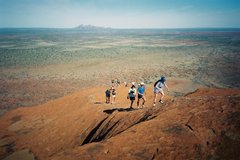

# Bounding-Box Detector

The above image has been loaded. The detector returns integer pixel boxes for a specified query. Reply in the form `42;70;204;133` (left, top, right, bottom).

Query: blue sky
0;0;240;28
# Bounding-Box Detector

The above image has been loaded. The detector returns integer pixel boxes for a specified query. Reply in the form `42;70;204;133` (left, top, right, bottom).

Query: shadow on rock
94;102;105;104
103;108;136;114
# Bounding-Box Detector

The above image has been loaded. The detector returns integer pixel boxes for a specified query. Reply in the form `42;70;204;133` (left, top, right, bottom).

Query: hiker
111;79;115;87
137;82;146;108
105;88;111;104
128;85;137;109
153;76;169;106
114;79;118;86
111;85;114;90
111;88;116;104
117;79;120;86
131;81;135;86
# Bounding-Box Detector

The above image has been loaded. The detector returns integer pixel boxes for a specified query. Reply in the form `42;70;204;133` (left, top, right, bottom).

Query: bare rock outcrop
0;87;240;160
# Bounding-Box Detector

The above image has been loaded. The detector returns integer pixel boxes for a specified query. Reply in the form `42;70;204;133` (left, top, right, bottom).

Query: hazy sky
0;0;240;28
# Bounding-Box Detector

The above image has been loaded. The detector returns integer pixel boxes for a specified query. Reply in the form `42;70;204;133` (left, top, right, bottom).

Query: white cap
140;82;145;85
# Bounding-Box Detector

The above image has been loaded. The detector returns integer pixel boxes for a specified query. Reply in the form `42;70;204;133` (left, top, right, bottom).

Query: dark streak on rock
81;116;109;145
81;109;158;146
93;119;121;142
185;124;194;131
10;115;22;124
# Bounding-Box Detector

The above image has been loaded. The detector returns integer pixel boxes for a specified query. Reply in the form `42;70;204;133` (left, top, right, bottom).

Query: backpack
154;76;166;87
154;79;161;87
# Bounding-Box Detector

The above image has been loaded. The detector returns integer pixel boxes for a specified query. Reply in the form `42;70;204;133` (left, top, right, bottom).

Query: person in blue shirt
137;82;146;108
105;88;111;104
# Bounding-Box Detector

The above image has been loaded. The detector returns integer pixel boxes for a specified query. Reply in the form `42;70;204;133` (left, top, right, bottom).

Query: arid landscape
0;28;240;160
1;29;240;114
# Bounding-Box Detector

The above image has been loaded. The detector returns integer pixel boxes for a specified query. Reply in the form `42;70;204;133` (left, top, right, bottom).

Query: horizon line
1;26;240;30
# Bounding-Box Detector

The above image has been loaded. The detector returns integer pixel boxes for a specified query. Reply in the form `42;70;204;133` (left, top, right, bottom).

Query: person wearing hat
137;82;146;108
153;76;169;106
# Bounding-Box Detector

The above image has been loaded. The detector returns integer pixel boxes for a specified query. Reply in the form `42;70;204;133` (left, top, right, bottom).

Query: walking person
111;88;116;104
105;88;111;104
137;82;146;109
117;79;120;87
128;84;137;109
111;79;115;88
153;76;169;106
124;81;128;87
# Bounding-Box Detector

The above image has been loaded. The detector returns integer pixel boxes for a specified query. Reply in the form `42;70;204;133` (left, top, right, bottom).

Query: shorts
153;87;163;94
130;97;135;101
112;95;116;98
138;94;143;99
106;94;110;97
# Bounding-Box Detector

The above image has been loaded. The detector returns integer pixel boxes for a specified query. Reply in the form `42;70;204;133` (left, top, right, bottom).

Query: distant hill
75;24;111;30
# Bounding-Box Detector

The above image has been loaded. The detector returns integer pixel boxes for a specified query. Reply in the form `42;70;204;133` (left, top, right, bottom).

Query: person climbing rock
153;76;169;106
105;88;111;104
128;84;137;109
137;82;146;109
111;88;116;104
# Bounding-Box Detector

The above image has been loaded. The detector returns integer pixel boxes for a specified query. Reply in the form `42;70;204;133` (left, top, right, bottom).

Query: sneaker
160;100;164;104
153;103;156;107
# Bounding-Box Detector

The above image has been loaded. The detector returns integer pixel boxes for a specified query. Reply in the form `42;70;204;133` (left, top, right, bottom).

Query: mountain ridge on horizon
1;25;240;30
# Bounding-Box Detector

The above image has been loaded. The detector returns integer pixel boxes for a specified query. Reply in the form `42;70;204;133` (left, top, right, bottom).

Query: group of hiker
105;87;116;104
105;76;169;108
127;82;146;108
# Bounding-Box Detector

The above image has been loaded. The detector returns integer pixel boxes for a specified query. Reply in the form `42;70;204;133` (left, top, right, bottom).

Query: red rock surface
0;84;240;160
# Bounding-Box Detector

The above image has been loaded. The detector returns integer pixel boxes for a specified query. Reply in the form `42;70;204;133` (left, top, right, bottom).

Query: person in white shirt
153;76;169;106
128;85;137;109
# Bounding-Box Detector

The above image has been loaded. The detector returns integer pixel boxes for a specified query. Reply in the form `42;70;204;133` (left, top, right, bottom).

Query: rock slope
0;85;239;160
